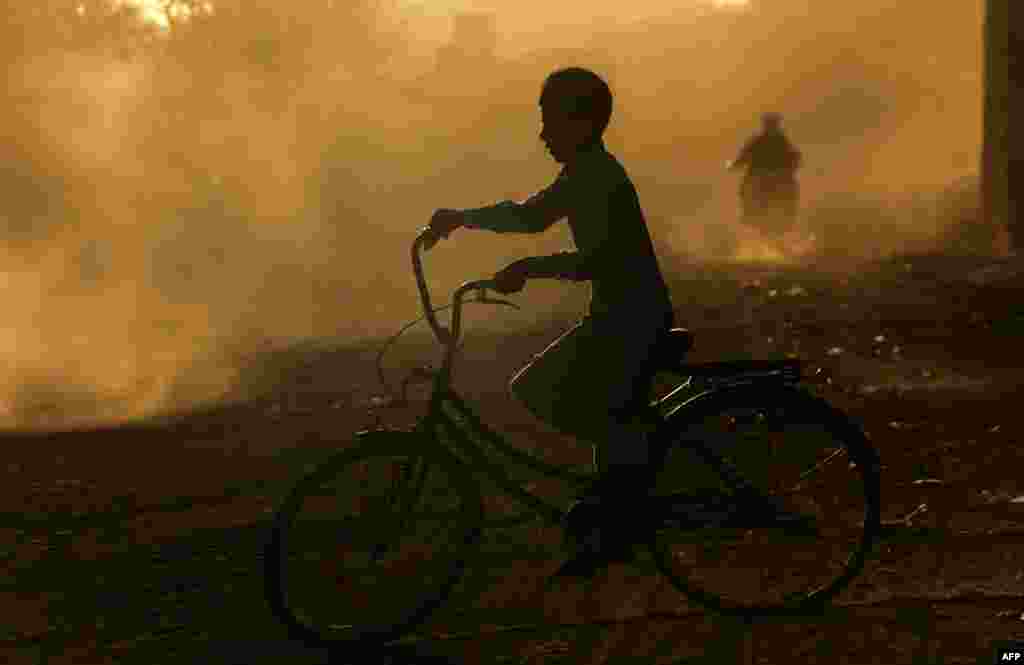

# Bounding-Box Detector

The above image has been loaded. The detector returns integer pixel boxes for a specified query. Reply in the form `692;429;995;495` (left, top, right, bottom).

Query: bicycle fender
660;383;819;433
660;384;878;473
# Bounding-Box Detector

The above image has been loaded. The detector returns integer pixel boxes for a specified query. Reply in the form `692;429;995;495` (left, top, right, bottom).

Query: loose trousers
508;312;672;477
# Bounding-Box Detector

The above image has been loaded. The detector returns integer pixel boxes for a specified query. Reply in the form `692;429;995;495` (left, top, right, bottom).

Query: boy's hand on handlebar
493;259;530;295
430;208;464;235
423;209;464;250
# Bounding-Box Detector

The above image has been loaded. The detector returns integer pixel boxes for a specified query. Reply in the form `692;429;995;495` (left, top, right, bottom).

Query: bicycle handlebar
412;230;515;373
412;231;448;343
367;231;518;406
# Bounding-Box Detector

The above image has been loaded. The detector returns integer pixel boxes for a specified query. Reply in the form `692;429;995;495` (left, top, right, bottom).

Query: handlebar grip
419;227;440;252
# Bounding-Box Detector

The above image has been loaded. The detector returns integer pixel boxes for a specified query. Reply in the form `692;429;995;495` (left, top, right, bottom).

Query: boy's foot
550;551;608;580
550;529;638;580
553;495;646;580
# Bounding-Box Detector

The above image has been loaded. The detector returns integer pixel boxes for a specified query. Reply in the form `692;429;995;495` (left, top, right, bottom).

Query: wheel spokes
651;402;873;611
277;452;469;637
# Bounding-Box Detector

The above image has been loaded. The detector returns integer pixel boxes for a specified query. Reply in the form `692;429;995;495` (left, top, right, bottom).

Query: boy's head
538;67;613;164
762;112;783;130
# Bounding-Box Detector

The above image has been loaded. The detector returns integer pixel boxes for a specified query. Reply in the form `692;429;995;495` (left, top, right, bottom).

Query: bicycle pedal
658;497;816;531
659;495;739;526
728;504;817;531
657;513;734;531
773;514;819;535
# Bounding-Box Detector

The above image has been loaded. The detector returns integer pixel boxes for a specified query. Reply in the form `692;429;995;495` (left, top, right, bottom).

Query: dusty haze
1;0;987;428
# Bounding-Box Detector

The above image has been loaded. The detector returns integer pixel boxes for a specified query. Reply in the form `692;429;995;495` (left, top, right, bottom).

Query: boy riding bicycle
423;67;675;578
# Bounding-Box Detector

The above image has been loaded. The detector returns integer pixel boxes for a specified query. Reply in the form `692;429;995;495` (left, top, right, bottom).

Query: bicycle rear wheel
263;429;482;648
648;384;881;616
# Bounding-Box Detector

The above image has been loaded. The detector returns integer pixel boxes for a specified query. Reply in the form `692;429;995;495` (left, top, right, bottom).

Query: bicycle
263;229;882;650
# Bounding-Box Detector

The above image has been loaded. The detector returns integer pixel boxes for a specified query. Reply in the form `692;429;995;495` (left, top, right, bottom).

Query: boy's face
539;102;596;164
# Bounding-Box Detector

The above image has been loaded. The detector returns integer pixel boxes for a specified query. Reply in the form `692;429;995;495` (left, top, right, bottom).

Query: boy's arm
518;183;614;281
519;251;590;281
461;170;572;234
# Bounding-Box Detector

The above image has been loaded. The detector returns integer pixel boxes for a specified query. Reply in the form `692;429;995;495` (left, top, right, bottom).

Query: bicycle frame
405;231;793;530
262;235;875;645
418;384;587;527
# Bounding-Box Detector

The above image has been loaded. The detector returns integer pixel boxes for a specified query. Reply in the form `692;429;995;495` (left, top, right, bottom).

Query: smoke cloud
0;0;986;428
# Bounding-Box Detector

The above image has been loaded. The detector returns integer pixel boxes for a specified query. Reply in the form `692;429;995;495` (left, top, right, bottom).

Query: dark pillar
982;0;1018;253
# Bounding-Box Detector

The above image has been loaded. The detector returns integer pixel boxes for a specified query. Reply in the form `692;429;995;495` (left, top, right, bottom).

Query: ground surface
5;252;1024;665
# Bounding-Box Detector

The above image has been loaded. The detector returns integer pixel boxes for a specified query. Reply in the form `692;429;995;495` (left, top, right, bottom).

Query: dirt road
5;253;1024;664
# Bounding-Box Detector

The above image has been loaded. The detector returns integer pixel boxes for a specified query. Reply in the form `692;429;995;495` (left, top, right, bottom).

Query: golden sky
393;0;750;33
125;0;749;47
395;0;748;17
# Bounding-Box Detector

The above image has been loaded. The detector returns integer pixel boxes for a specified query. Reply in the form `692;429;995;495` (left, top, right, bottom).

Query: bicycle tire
646;383;881;617
263;429;483;648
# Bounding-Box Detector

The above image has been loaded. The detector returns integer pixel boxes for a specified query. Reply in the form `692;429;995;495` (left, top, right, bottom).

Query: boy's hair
539;67;613;140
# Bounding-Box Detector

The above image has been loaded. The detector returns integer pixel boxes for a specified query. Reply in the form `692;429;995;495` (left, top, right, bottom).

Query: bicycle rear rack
653;358;802;411
681;358;802;385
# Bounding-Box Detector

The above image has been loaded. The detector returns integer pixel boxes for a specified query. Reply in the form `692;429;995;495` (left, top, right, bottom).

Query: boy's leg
568;319;666;545
587;410;659;527
507;313;666;510
507;320;591;438
560;419;658;571
593;314;665;477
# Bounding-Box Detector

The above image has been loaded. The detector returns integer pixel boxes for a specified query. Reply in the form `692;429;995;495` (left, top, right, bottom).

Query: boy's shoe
553;493;647;579
551;525;639;579
550;549;619;579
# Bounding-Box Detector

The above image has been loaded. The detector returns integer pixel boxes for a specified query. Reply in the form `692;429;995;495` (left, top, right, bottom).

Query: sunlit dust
0;0;985;429
734;244;788;265
120;0;214;30
109;0;163;28
731;239;812;266
730;224;819;266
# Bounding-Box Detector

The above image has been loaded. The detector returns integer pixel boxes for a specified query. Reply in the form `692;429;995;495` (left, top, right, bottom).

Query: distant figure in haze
727;112;803;238
422;67;678;579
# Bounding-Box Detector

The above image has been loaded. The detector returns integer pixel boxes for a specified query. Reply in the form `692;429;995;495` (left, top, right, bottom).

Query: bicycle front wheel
263;429;483;648
648;384;881;616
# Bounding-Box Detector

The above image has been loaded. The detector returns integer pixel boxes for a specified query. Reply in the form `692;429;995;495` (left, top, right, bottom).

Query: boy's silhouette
424;67;675;577
728;112;803;238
